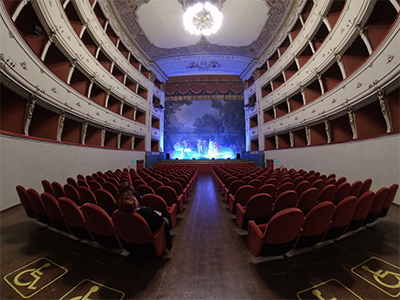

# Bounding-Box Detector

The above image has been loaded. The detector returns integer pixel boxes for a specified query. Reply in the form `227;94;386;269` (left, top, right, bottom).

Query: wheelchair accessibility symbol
59;279;124;300
297;279;362;300
352;256;400;297
4;258;67;298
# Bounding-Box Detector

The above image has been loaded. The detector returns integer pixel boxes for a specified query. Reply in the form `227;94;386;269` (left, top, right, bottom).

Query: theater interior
1;1;399;299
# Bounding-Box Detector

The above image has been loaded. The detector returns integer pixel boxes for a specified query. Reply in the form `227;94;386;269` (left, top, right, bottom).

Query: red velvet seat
311;179;324;192
277;182;295;196
77;179;90;189
317;184;336;203
66;177;78;189
295;181;311;197
81;203;122;249
103;182;118;198
156;186;184;213
348;180;363;197
247;208;303;257
149;180;164;193
88;180;103;193
58;197;93;240
51;182;65;200
228;185;256;213
175;177;189;198
95;189;116;216
323;196;358;241
78;186;97;204
364;188;389;224
221;176;236;196
335;176;347;187
96;177;107;186
359;178;372;196
108;177;120;187
296;187;319;216
224;180;244;203
333;182;351;205
16;185;36;219
236;193;272;229
41;192;69;232
27;188;51;225
379;184;399;217
272;190;298;215
136;185;156;196
324;178;336;187
159;177;170;186
63;184;81;206
133;179;147;190
293;202;335;249
167;181;187;203
347;191;375;232
248;179;263;194
142;194;178;228
41;180;54;196
258;184;277;201
112;209;166;256
242;176;253;184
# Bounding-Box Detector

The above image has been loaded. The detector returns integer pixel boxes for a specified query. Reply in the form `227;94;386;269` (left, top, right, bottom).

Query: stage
154;159;255;173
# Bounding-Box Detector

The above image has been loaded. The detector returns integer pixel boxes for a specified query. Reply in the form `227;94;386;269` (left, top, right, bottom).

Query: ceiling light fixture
183;2;222;36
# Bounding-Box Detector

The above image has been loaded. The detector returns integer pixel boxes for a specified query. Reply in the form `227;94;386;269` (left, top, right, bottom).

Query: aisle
139;173;271;299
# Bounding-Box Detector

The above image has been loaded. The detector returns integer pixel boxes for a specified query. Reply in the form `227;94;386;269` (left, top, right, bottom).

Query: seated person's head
118;181;134;194
118;190;140;212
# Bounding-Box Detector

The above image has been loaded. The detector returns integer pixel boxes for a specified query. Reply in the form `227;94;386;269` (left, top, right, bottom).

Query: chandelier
183;2;222;36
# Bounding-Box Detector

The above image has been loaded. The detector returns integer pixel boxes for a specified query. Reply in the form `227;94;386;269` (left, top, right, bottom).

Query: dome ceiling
106;0;297;79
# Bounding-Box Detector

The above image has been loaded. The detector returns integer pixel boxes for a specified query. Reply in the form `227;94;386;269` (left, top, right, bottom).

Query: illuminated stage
155;159;255;173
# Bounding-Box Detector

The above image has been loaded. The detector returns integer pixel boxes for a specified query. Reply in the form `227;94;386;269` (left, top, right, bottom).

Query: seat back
324;178;336;187
369;187;389;214
234;185;257;206
156;186;178;206
136;185;156;196
380;184;399;212
228;180;245;196
333;182;351;204
349;180;363;197
273;190;298;214
141;194;169;216
301;202;335;236
264;208;303;244
330;196;358;228
317;184;336;203
242;176;253;184
63;184;81;205
245;193;273;219
311;179;324;191
159;177;170;185
248;179;263;193
66;177;78;189
112;209;153;244
78;186;97;204
103;182;118;198
95;189;116;216
278;182;294;195
51;182;65;199
133;179;147;189
297;188;319;214
41;180;54;195
108;177;119;187
26;188;46;215
96;177;107;185
149;180;164;192
352;191;375;221
58;197;86;228
81;204;114;237
167;181;184;195
295;181;311;196
16;185;36;218
88;180;103;193
77;179;90;189
360;178;372;195
258;184;277;200
41;192;63;222
335;177;347;187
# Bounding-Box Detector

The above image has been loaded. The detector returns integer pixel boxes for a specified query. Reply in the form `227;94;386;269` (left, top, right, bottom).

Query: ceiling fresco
105;0;299;79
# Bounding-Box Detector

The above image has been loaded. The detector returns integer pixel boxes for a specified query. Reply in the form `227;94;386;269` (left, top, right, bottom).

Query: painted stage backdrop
164;100;245;160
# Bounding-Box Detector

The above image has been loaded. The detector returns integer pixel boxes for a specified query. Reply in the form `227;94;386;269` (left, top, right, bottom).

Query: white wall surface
0;134;145;211
265;133;400;205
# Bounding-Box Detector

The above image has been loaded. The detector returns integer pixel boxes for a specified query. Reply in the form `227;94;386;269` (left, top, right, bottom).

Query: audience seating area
16;166;198;256
212;165;398;258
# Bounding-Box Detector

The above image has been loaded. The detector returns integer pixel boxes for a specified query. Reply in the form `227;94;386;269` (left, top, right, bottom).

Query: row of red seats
16;166;198;256
212;166;398;257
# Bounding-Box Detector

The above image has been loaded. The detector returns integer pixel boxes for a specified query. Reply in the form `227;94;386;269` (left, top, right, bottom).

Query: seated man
117;184;172;250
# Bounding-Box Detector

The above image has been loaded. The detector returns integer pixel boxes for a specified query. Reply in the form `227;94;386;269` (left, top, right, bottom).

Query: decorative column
378;88;393;133
347;106;357;139
101;128;106;147
81;121;88;145
289;131;294;148
335;53;346;80
117;132;121;149
305;125;311;146
357;25;373;55
324;118;331;144
56;111;66;142
131;136;135;150
274;135;279;149
24;94;37;136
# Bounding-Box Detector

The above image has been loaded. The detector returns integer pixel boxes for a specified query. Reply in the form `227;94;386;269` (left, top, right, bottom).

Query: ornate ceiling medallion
183;2;222;36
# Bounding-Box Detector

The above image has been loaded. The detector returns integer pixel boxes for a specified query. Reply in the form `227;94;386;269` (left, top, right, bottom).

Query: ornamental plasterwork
110;0;293;60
